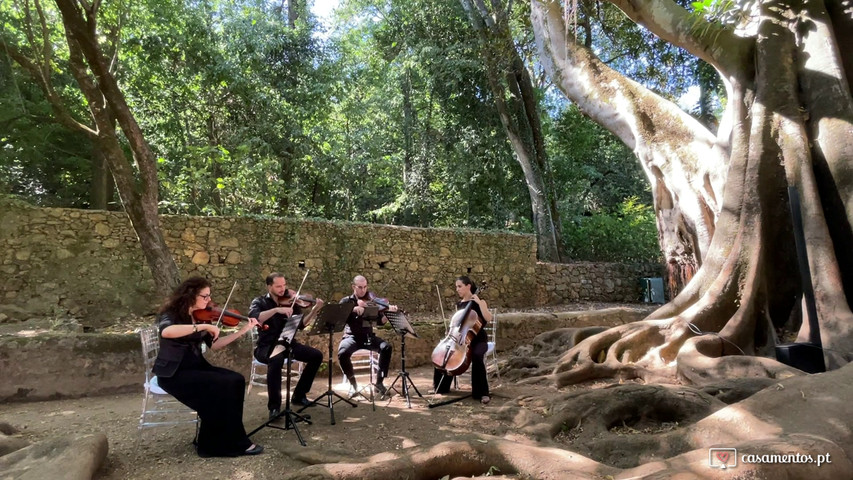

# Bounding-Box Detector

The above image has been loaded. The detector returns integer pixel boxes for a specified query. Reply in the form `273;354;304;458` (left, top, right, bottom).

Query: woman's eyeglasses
198;294;211;300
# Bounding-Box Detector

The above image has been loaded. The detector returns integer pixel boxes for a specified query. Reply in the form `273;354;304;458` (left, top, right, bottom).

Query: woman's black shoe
242;444;264;455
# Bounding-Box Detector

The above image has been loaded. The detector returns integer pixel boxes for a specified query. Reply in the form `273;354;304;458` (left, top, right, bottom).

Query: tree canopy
1;0;659;264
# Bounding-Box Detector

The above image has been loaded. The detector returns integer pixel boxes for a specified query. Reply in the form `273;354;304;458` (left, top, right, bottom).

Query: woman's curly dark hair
158;277;211;323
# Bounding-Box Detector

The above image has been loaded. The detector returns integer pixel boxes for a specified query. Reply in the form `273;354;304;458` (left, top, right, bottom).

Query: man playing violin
338;275;398;397
249;272;324;420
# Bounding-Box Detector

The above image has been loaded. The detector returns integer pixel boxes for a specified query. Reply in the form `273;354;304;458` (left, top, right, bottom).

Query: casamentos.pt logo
709;448;737;469
709;448;832;469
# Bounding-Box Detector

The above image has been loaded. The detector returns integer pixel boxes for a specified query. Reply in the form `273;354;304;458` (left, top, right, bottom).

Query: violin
192;305;250;328
431;283;488;376
278;292;318;309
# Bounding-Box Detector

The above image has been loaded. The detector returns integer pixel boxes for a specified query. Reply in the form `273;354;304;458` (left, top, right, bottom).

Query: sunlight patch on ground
47;410;76;416
391;435;419;448
641;344;677;367
13;329;50;337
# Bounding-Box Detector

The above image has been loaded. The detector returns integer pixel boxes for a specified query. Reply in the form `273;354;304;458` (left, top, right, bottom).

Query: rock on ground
0;432;107;480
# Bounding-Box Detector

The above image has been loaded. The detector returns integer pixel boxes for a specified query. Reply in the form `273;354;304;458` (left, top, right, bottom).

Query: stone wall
0;198;662;328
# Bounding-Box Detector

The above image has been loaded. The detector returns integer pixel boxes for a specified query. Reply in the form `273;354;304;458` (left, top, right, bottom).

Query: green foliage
0;0;97;207
562;197;662;263
547;104;650;215
327;0;531;230
690;0;755;26
1;0;670;264
118;0;335;217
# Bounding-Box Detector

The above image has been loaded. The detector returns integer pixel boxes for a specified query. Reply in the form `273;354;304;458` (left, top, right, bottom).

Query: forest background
0;0;686;267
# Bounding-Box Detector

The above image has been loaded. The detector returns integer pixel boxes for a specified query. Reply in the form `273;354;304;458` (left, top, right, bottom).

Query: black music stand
248;314;311;445
384;311;424;408
299;302;355;425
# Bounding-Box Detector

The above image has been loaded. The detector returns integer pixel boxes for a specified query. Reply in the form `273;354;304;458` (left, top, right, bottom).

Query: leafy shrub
562;197;661;263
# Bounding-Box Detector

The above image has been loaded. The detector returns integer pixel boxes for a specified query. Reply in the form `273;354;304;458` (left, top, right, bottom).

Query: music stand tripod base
301;302;356;425
248;315;311;445
384;311;425;408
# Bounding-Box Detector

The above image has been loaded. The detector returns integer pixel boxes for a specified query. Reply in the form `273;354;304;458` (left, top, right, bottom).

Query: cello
431;284;487;376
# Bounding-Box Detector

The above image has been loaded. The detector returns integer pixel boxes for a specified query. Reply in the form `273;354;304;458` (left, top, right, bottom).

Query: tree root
674;336;802;385
552;316;805;387
504;327;609;383
282;435;619;480
511;383;726;467
284;363;853;479
552;320;683;386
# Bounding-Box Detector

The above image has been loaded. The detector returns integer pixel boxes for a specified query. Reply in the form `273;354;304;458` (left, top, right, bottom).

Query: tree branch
2;41;97;137
33;0;52;71
55;0;160;206
532;0;726;266
604;0;752;77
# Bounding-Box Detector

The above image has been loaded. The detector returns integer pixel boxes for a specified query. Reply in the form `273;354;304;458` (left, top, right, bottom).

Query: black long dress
433;300;490;399
153;312;252;457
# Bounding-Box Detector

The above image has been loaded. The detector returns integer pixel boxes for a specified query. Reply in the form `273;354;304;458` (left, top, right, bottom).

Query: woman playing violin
433;275;493;404
153;276;264;457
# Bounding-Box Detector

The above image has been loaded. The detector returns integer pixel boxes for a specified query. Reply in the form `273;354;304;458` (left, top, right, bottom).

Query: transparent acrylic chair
138;325;198;434
335;349;378;400
246;326;304;398
483;308;500;382
449;308;500;389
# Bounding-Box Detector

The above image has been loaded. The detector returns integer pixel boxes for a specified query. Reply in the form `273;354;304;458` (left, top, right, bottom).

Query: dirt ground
1;302;648;479
0;364;563;480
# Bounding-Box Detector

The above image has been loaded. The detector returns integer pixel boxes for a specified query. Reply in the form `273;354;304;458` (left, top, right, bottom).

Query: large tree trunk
5;0;180;296
461;0;564;262
89;147;115;210
534;0;726;283
53;0;181;296
531;0;853;384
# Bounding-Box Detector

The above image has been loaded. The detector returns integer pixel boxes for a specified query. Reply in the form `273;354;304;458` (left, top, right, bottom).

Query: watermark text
709;448;831;469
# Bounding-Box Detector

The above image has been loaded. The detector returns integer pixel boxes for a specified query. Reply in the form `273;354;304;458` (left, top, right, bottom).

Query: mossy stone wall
0;198;662;328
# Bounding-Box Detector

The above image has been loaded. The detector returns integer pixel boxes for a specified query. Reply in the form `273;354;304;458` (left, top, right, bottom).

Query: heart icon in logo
715;451;731;464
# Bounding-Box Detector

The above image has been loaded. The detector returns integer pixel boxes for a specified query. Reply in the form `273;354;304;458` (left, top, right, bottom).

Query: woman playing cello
153;276;264;457
433;275;492;404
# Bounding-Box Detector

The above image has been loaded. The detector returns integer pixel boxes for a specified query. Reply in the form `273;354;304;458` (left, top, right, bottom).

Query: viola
192;305;250;328
431;284;488;376
358;291;407;315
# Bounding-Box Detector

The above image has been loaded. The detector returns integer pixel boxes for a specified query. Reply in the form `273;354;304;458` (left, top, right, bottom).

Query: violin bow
290;269;311;306
435;284;448;332
214;281;239;332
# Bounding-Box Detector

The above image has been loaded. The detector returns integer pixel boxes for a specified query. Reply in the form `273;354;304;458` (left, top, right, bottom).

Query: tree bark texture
532;0;853;384
461;0;564;262
89;147;114;210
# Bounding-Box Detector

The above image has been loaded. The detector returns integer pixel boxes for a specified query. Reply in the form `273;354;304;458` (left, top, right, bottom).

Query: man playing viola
338;275;397;397
249;272;324;420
